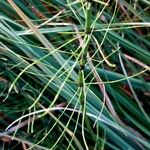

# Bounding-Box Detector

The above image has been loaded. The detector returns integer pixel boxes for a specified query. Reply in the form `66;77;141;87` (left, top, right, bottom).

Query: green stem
78;1;96;145
85;2;91;34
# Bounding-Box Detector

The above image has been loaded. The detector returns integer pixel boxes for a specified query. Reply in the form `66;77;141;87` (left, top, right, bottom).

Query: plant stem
78;1;96;147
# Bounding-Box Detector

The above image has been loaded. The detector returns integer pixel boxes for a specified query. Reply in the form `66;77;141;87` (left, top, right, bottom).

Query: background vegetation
0;0;150;149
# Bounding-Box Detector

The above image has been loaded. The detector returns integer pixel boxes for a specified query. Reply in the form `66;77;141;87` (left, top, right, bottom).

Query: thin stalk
85;2;91;34
119;52;150;123
78;1;96;149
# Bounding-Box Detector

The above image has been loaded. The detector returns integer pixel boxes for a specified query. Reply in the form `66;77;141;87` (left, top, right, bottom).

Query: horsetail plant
77;1;96;148
0;0;150;150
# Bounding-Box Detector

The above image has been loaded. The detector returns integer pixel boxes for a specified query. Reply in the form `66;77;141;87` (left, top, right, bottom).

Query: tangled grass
0;0;150;149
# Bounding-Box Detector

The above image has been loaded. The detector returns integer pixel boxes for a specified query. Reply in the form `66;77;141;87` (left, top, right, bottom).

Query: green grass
0;0;150;149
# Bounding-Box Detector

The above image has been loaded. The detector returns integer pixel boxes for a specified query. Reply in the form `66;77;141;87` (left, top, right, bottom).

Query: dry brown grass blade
124;53;150;71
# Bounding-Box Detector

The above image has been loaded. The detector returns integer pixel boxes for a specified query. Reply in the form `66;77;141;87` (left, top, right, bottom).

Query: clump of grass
0;0;150;149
